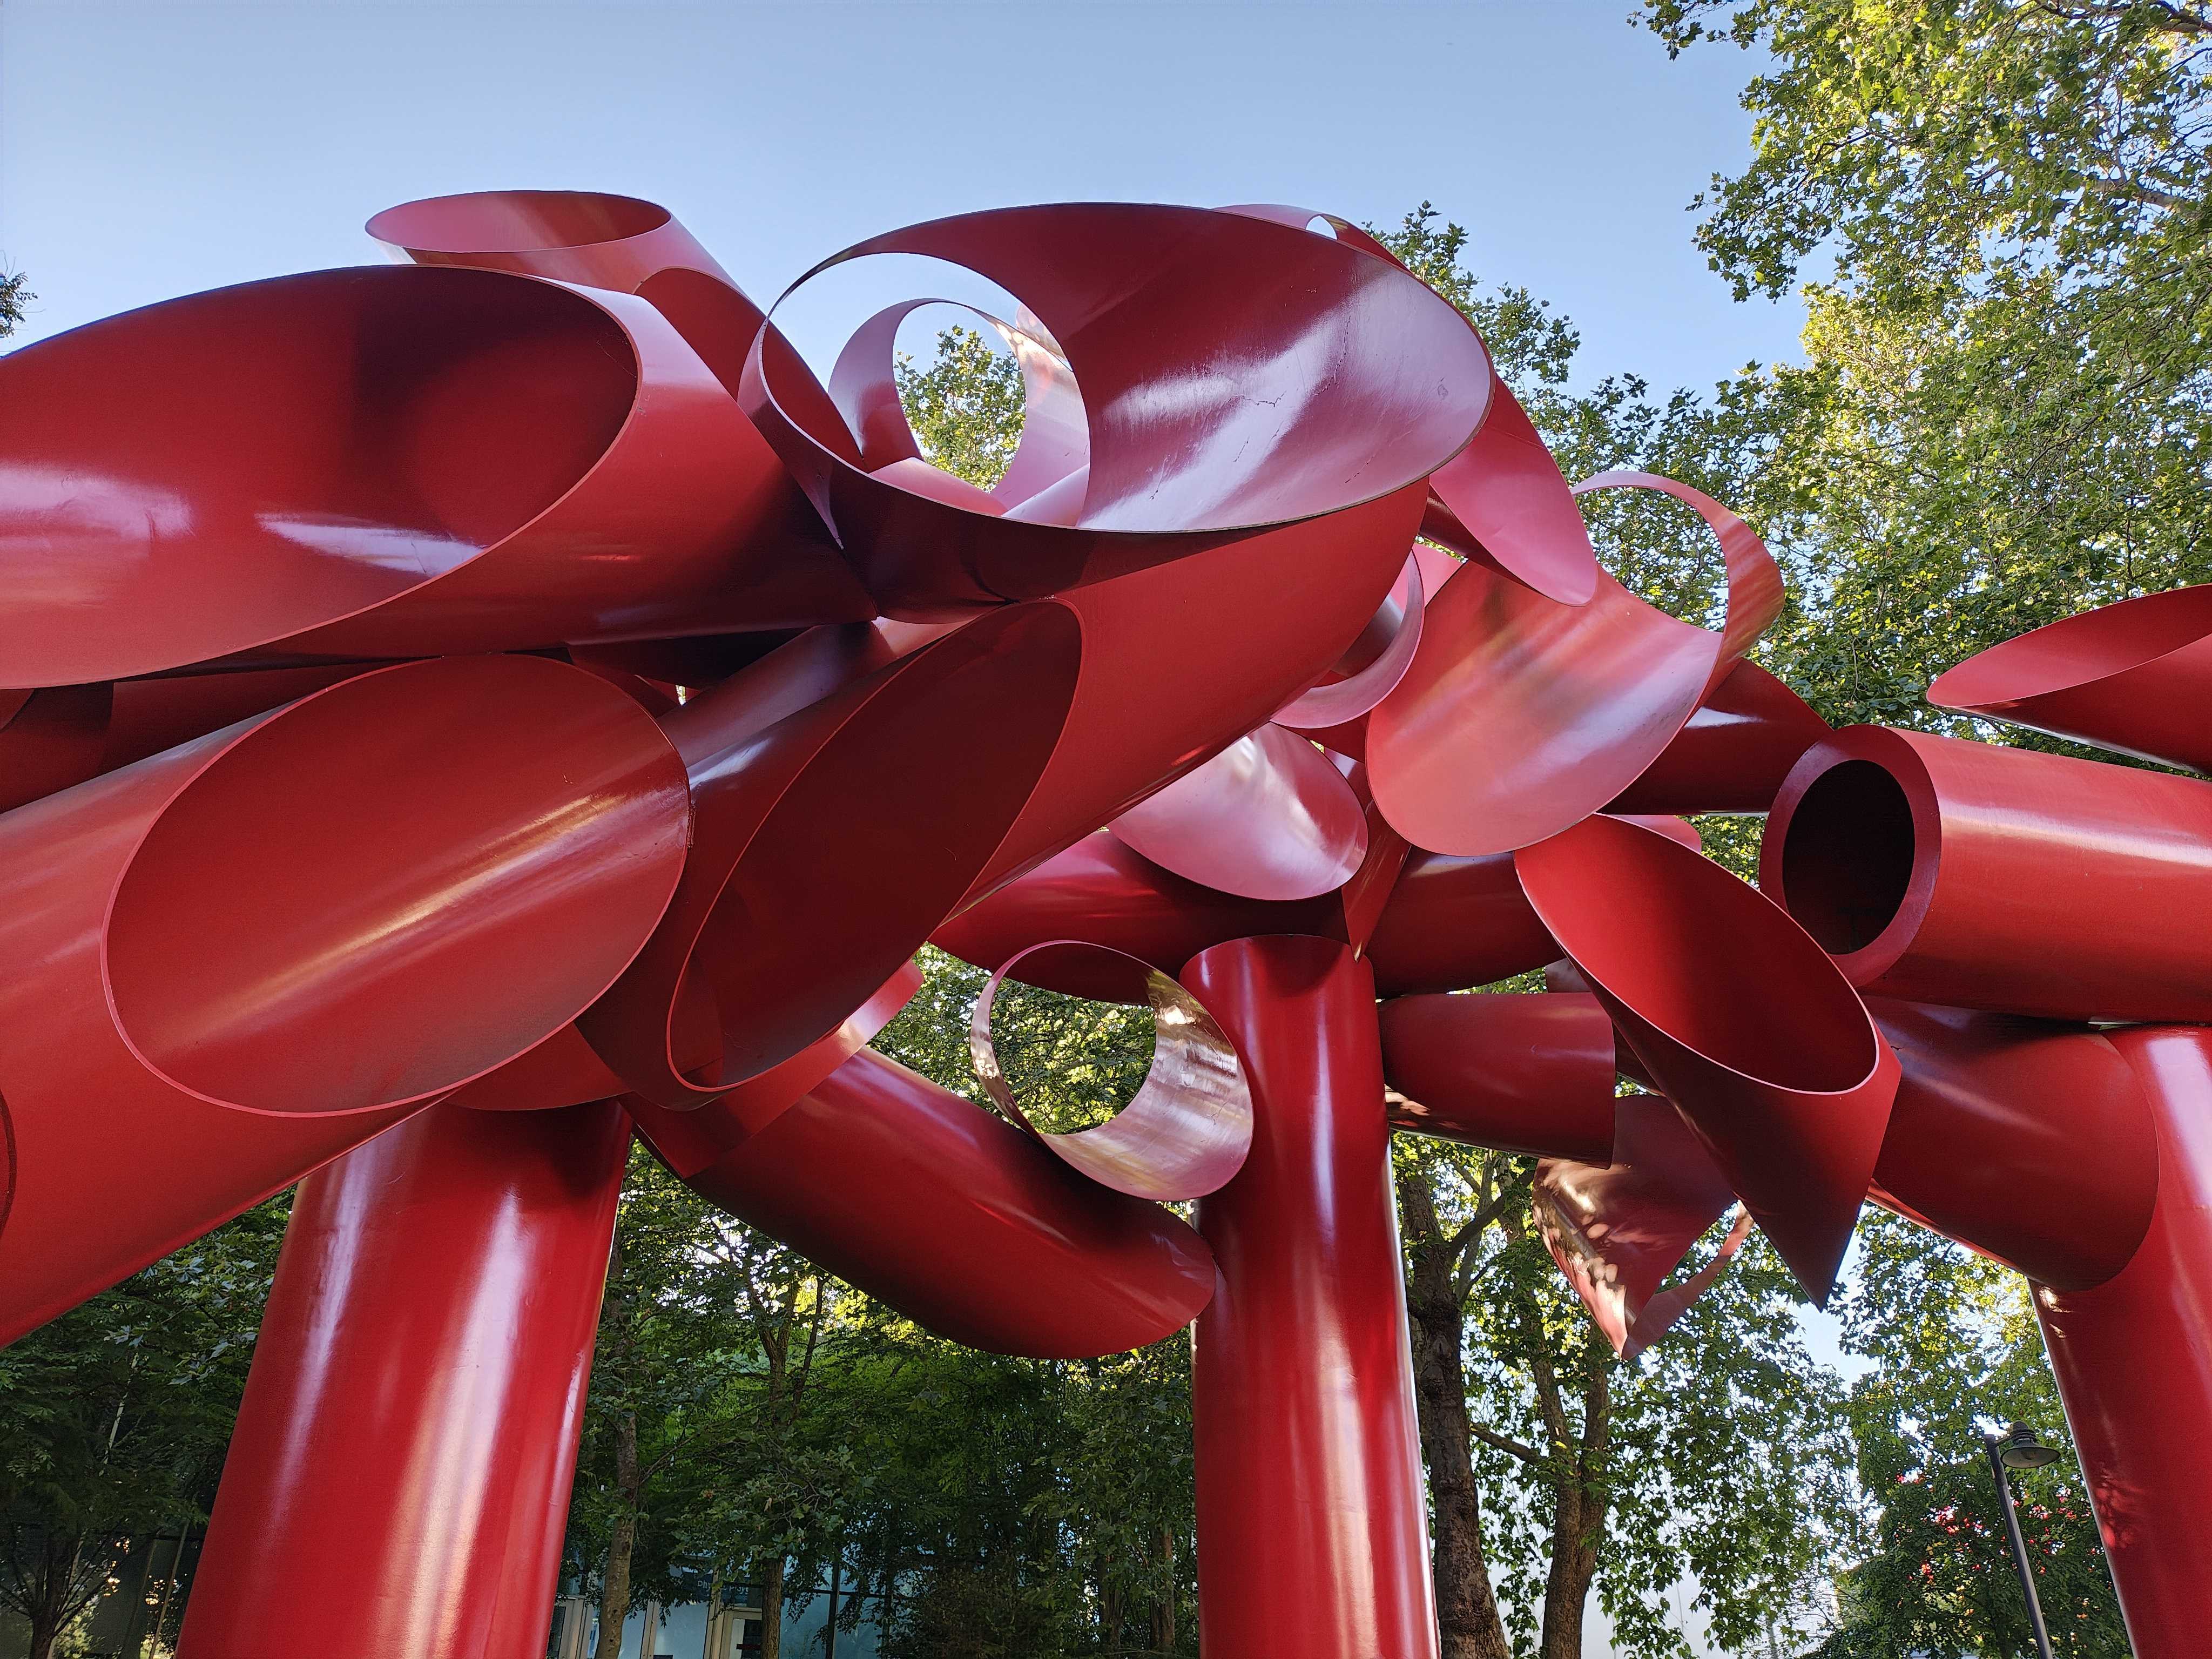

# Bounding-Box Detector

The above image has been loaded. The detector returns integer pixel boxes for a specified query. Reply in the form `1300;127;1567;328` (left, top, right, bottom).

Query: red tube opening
104;658;689;1117
680;605;1084;1087
366;190;672;253
1779;759;1918;955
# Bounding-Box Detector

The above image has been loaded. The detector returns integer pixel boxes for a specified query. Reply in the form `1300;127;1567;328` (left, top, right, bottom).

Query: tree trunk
1536;1361;1610;1659
1097;1551;1124;1650
759;1556;786;1659
26;1529;85;1659
1399;1166;1513;1659
1149;1523;1176;1654
592;1412;641;1659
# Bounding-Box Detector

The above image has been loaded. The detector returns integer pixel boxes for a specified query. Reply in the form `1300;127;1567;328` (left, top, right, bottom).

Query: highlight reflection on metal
5;185;2206;1658
1928;583;2212;775
1516;813;1898;1302
1109;722;1370;901
1366;470;1784;856
969;941;1252;1201
1534;1095;1754;1361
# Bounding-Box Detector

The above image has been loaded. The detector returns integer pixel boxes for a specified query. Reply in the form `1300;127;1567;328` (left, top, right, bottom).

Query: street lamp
1983;1422;2059;1659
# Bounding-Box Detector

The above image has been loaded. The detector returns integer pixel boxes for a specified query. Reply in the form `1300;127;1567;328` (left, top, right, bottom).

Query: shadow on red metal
178;1100;630;1659
969;941;1251;1201
1865;999;2156;1291
1535;1094;1752;1360
1516;814;1897;1301
1606;658;1830;815
1762;725;2212;1023
0;656;689;1345
1377;991;1617;1162
1928;583;2212;775
1181;935;1438;1659
674;1048;1216;1359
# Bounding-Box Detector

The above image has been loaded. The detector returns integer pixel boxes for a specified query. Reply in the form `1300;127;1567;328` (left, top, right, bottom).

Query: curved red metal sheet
1515;813;1897;1303
1534;1095;1749;1360
962;484;1425;903
1928;583;2212;776
580;606;1082;1108
622;958;922;1176
675;1046;1216;1359
1378;990;1618;1161
1368;471;1783;856
179;1099;630;1659
1865;999;2156;1291
1179;935;1438;1659
740;203;1491;617
933;832;1341;998
1108;721;1369;902
1762;724;2212;1023
2033;1024;2212;1656
0;655;689;1345
0;682;111;811
1421;372;1599;605
969;941;1252;1201
365;188;862;459
1272;549;1426;732
1604;658;1831;815
0;265;867;687
1366;849;1560;995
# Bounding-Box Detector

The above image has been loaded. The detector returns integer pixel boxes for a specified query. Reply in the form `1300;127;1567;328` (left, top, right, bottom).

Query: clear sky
1;0;1804;397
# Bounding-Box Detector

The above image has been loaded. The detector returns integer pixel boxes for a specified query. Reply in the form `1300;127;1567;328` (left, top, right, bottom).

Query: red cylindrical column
1180;935;1438;1659
2033;1024;2212;1656
179;1100;631;1659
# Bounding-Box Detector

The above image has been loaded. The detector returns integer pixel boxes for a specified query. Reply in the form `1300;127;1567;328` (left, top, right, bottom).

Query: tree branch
1468;1424;1548;1467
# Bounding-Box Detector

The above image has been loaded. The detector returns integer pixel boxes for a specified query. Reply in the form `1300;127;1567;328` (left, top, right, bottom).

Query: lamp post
1983;1422;2059;1659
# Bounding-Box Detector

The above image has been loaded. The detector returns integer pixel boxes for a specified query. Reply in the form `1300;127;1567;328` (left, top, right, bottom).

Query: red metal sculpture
0;187;2199;1658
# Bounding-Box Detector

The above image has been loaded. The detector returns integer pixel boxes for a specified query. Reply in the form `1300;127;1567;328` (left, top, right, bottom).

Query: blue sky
1;0;1804;397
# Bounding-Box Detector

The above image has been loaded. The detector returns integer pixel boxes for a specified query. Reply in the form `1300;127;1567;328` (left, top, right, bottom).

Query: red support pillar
179;1100;631;1659
2034;1024;2212;1657
1181;935;1438;1659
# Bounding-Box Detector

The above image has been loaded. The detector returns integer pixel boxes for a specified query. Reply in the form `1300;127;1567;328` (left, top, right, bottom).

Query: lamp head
1993;1422;2061;1470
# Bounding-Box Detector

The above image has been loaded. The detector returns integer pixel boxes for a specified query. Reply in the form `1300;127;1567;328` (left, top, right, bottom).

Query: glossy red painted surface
623;960;921;1175
961;485;1423;903
933;831;1342;995
1109;722;1369;901
1517;814;1898;1301
1929;583;2212;775
1535;1096;1750;1361
1363;817;1697;997
970;942;1252;1201
676;1047;1216;1359
179;1100;630;1659
1762;724;2212;1022
741;204;1488;618
1368;471;1783;856
1605;658;1831;815
0;266;868;687
1272;549;1427;731
0;655;687;1345
2034;1024;2212;1658
581;606;1081;1107
1422;370;1600;605
1866;1000;2156;1291
1181;936;1438;1659
1377;991;1618;1161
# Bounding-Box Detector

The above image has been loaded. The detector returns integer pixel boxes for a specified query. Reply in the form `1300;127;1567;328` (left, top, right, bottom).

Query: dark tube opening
1781;760;1917;955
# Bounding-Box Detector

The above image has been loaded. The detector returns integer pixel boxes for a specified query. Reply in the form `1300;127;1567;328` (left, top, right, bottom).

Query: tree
0;1195;287;1658
893;323;1027;488
0;269;29;340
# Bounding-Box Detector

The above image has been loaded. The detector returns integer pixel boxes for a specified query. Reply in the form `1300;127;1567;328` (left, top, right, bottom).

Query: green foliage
893;323;1027;488
0;269;29;340
1816;1218;2123;1657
